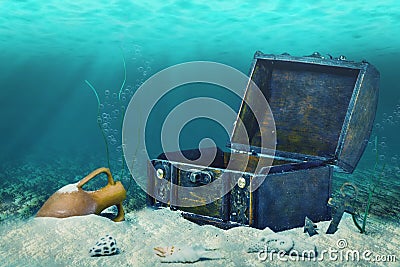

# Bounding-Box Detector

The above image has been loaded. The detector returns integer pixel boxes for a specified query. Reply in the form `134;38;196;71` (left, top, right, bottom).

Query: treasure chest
147;51;379;231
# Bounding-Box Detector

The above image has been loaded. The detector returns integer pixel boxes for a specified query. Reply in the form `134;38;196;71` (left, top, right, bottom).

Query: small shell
154;246;177;257
89;235;120;257
154;245;219;263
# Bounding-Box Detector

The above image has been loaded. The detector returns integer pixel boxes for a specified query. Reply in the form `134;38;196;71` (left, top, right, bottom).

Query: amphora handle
77;167;115;189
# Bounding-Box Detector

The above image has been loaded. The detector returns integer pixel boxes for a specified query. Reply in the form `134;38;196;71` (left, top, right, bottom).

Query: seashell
154;245;221;263
247;233;294;253
89;235;120;257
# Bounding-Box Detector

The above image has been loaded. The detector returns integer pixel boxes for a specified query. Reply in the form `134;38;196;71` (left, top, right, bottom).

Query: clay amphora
36;167;126;222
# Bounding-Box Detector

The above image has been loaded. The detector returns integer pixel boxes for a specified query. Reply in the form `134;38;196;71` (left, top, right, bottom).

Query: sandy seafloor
0;156;399;267
0;155;399;267
0;208;398;267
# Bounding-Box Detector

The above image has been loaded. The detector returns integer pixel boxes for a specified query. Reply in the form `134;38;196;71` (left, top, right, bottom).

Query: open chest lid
230;51;379;173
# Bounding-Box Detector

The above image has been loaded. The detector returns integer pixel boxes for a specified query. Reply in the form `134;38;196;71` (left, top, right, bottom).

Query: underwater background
0;1;399;222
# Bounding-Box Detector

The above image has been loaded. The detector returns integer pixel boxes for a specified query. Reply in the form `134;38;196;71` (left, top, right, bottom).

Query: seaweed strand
353;135;386;233
118;48;128;184
118;47;127;101
85;79;111;170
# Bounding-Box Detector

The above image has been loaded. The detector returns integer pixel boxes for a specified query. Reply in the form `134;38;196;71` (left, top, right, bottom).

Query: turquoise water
0;1;400;220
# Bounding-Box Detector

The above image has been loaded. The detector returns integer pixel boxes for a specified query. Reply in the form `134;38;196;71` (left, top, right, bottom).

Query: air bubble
372;148;377;154
143;71;147;76
102;123;109;129
110;139;117;145
97;117;102;124
102;113;109;120
391;157;398;163
113;93;118;99
125;89;130;94
99;104;104;109
138;67;144;72
379;154;385;161
105;90;110;96
122;96;126;102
